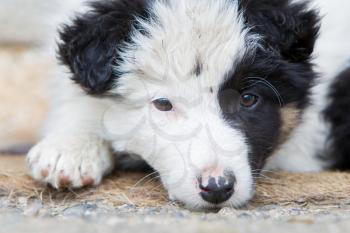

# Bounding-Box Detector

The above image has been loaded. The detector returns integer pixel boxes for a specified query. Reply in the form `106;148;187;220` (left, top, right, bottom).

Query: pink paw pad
81;176;94;186
58;171;71;188
41;169;49;178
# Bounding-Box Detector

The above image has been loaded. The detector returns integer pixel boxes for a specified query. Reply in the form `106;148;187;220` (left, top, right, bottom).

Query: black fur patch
240;0;320;62
58;0;150;95
219;0;320;171
324;67;350;170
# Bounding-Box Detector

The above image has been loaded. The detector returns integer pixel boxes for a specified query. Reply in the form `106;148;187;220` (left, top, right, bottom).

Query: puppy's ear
58;1;148;95
244;0;320;62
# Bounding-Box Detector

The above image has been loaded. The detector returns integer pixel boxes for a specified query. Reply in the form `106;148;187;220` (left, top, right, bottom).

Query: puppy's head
59;0;319;209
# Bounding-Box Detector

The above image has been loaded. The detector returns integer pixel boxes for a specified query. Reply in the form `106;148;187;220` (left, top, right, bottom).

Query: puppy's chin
163;172;254;210
168;187;254;210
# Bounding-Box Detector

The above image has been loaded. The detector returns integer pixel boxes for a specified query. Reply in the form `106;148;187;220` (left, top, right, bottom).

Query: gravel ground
2;197;350;233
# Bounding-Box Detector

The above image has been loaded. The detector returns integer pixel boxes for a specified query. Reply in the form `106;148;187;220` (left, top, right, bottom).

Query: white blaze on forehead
115;0;258;94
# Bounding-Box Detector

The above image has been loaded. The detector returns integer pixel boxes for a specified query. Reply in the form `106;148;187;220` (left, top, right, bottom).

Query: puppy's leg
27;95;115;189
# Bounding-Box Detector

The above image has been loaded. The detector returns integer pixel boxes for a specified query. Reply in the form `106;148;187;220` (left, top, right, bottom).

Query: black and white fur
27;0;350;209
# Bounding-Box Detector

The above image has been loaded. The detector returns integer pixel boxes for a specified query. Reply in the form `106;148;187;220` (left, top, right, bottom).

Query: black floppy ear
58;0;148;95
244;0;320;62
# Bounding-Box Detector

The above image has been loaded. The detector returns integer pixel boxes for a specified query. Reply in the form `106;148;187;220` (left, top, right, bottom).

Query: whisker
132;169;190;190
141;175;162;186
251;168;279;175
149;183;165;192
132;171;159;188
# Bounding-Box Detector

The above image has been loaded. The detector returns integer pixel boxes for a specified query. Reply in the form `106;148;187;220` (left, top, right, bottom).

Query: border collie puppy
27;0;350;209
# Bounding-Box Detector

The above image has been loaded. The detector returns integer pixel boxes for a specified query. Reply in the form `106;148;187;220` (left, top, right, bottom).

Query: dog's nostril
198;174;236;204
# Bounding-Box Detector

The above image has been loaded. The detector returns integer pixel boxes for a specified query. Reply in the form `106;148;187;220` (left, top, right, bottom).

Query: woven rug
1;155;350;208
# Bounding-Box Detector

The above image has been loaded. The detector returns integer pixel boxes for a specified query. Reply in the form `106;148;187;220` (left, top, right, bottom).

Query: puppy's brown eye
240;94;259;108
152;98;173;111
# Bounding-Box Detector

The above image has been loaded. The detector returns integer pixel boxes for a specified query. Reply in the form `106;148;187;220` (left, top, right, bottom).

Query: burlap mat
1;155;350;208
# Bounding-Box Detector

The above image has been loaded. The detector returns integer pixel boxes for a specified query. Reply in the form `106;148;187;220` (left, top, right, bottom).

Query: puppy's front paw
27;136;114;189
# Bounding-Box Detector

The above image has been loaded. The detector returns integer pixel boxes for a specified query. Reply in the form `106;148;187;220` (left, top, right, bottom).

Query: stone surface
2;197;350;233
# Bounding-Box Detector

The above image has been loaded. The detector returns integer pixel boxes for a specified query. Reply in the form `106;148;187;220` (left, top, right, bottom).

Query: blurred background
0;0;85;151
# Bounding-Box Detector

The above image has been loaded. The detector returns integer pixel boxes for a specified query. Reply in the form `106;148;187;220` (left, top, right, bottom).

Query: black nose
199;175;235;204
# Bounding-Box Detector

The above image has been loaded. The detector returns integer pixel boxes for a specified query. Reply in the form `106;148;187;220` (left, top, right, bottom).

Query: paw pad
81;176;95;186
59;172;71;188
41;169;49;178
